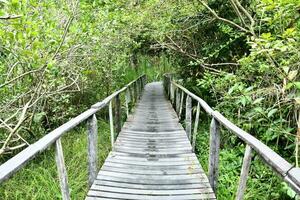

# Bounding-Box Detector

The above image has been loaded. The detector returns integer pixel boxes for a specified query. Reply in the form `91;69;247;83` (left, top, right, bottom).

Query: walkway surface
86;82;216;200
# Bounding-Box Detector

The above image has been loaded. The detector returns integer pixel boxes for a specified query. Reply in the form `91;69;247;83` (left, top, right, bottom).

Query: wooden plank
97;174;208;185
93;180;212;190
192;102;200;152
87;191;215;200
185;95;192;141
90;185;213;195
87;114;98;187
208;117;220;193
109;100;114;147
236;144;252;200
55;138;70;200
100;166;204;175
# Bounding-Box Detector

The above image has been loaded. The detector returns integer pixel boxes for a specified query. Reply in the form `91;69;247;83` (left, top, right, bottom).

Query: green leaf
33;112;46;123
267;109;278;118
253;98;264;104
294;82;300;89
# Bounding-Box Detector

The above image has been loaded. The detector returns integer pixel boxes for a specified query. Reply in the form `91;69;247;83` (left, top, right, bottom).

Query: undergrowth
0;120;111;200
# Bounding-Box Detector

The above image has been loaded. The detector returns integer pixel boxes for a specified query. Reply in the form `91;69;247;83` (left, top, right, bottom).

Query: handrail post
125;88;131;117
134;81;138;103
170;82;174;103
179;90;184;120
175;88;180;114
236;144;253;200
115;94;121;135
209;117;220;193
87;114;98;188
55;138;70;200
109;100;114;147
192;102;200;152
185;95;192;141
129;85;134;106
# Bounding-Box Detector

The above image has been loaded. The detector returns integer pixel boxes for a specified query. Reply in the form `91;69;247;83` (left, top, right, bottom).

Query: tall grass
0;120;111;200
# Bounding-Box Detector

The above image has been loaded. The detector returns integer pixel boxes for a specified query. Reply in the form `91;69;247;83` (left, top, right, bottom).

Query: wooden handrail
0;75;146;196
163;75;300;197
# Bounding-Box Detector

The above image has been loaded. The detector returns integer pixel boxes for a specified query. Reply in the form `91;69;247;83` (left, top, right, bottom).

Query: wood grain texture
55;138;70;200
208;117;220;193
86;82;216;200
109;100;114;147
115;94;121;134
87;114;98;188
192;102;200;152
125;88;130;117
236;144;252;200
179;90;184;120
185;95;192;141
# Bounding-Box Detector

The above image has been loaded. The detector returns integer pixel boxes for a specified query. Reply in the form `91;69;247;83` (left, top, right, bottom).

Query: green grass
195;118;295;200
0;120;111;200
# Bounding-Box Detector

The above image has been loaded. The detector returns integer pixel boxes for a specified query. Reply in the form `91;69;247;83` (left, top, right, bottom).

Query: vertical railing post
109;100;114;147
125;88;131;117
209;117;220;193
179;90;184;120
236;144;253;200
130;85;134;105
185;95;192;141
175;88;180;114
170;84;175;105
134;81;138;103
87;114;98;188
167;77;171;100
139;77;143;95
55;138;70;200
136;80;140;99
192;102;200;152
115;94;121;135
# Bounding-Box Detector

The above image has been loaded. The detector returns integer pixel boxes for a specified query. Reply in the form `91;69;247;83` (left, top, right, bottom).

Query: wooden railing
0;75;146;200
163;75;300;199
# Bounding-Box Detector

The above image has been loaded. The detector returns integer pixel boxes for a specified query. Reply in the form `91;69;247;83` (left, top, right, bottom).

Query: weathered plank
125;88;130;117
179;90;184;119
109;100;114;147
192;102;200;152
236;144;252;200
115;94;121;134
185;95;192;141
87;114;98;187
208;117;220;193
175;88;180;114
55;138;70;200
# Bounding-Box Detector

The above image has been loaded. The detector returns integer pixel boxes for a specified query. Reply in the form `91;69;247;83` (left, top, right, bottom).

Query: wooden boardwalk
86;82;216;200
1;76;300;199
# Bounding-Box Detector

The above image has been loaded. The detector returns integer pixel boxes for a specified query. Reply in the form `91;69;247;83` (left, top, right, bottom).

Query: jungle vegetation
0;0;299;199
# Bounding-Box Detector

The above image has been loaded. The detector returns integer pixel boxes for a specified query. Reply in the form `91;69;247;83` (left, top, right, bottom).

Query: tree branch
199;0;252;35
0;15;22;20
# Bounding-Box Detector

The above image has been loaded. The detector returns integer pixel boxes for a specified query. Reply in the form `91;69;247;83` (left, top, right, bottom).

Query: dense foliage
0;0;299;199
